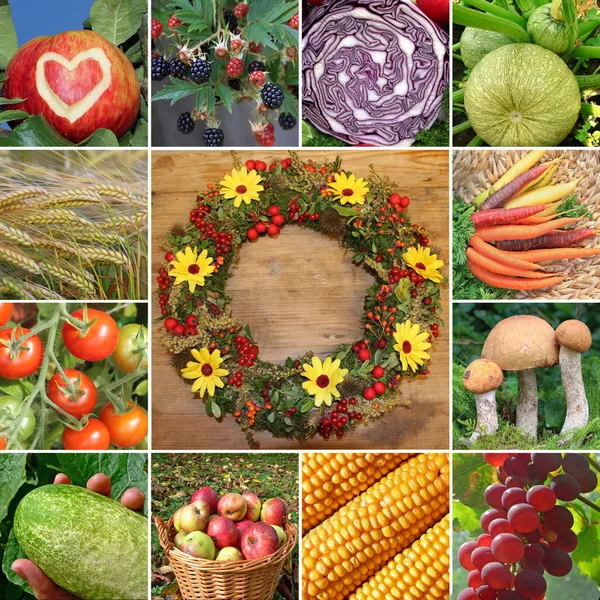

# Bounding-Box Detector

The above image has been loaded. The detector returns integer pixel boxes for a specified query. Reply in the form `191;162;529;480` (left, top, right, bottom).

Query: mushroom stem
516;370;538;437
559;346;588;435
465;391;499;445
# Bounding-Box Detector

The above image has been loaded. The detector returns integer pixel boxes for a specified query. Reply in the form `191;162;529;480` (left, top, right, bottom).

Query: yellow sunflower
393;320;432;372
403;245;444;283
301;356;348;407
327;172;369;205
181;348;229;397
219;166;264;207
169;246;215;293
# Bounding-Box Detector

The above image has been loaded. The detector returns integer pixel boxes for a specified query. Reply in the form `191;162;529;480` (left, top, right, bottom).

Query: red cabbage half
302;0;449;146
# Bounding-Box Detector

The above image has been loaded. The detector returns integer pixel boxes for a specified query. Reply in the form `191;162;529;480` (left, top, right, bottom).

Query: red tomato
416;0;449;26
47;369;98;418
0;438;6;450
62;308;119;362
62;418;111;450
0;327;43;379
0;303;13;326
99;401;148;448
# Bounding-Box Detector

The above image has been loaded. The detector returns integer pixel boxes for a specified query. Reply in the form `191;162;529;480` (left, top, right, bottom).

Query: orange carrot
503;247;600;262
496;229;599;252
514;214;561;225
476;218;582;242
467;260;564;290
469;235;542;271
466;248;558;279
471;205;546;228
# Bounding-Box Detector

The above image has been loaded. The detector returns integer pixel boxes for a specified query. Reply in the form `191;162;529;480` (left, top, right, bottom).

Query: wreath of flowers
156;152;445;446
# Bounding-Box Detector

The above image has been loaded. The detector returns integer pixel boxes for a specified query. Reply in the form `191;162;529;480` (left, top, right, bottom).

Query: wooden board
151;150;450;450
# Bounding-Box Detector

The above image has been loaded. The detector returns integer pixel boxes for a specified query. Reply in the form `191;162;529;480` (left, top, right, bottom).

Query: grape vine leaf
90;0;148;46
572;520;600;586
0;454;26;524
452;453;495;513
0;0;17;71
452;499;481;533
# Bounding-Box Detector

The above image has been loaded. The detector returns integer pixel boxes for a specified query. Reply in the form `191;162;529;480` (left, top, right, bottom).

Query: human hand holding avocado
11;473;145;600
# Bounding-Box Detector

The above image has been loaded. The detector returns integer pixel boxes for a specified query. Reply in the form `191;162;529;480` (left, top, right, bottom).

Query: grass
151;453;298;600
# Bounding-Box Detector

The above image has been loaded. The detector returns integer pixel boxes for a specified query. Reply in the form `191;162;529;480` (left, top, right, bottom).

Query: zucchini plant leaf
0;454;27;524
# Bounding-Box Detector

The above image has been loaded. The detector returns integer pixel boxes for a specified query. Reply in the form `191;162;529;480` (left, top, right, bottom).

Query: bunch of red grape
457;452;598;600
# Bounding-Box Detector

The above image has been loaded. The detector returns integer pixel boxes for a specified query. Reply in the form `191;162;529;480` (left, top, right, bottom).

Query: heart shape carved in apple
35;48;112;123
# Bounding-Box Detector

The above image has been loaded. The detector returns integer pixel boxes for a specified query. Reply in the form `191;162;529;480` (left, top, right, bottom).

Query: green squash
527;4;570;54
460;27;516;69
14;485;148;600
464;43;581;146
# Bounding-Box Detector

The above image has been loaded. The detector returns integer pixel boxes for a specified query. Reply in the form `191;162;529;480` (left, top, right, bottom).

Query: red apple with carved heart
3;30;140;143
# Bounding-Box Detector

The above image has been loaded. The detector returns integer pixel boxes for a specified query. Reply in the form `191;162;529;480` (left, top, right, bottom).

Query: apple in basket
192;486;219;514
260;498;286;527
207;516;239;549
174;500;211;533
173;532;187;549
241;522;280;560
235;520;254;550
216;547;244;561
242;492;262;521
180;531;216;560
271;525;287;548
218;493;247;521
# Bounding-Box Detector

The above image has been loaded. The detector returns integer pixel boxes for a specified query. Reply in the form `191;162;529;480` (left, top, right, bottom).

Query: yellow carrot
514;160;560;196
536;201;563;217
504;180;580;209
473;150;547;207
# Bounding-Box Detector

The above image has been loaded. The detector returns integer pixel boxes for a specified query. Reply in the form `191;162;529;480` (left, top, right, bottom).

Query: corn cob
302;453;449;600
302;453;412;533
348;514;450;600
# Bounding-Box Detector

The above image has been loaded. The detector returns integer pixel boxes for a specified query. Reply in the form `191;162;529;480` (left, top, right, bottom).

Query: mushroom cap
555;319;592;353
482;315;559;371
463;358;504;394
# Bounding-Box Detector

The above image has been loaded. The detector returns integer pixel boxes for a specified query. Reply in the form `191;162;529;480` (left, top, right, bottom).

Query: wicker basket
156;516;297;600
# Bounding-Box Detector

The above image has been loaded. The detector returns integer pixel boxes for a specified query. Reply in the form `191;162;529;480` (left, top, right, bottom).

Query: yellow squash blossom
403;245;444;283
301;355;348;407
327;172;369;205
169;246;215;293
393;320;432;372
219;166;264;207
181;348;229;397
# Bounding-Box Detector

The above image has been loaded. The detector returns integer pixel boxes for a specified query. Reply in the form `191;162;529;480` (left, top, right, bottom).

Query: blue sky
12;1;94;46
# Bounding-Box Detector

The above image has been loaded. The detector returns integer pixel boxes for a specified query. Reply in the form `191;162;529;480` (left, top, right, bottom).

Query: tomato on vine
0;437;6;450
99;400;148;448
62;418;110;450
113;324;148;373
0;397;36;441
0;327;43;379
47;369;98;419
62;308;119;362
0;303;13;326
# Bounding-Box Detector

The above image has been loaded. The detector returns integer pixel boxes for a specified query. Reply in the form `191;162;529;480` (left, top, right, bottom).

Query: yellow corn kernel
348;514;450;600
302;453;449;600
302;453;412;533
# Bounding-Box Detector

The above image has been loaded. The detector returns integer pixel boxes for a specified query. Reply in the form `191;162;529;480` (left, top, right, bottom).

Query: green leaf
0;115;72;147
212;402;222;419
267;411;276;423
300;400;314;413
82;129;120;147
331;204;357;217
130;119;148;146
1;529;33;595
214;83;233;113
206;86;216;116
0;454;26;523
244;23;278;50
0;97;24;106
453;453;494;514
0;0;18;71
572;519;600;585
153;78;200;105
90;0;148;46
452;499;481;532
195;87;207;113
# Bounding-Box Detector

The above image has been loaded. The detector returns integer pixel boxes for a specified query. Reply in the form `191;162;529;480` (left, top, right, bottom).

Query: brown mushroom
555;319;592;435
482;315;558;438
462;358;504;445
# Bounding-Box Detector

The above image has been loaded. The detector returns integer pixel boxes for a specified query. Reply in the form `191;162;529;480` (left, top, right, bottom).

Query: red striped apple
234;519;254;550
218;493;247;521
242;492;262;522
192;486;219;514
4;30;140;143
260;498;286;527
241;522;279;560
207;516;238;550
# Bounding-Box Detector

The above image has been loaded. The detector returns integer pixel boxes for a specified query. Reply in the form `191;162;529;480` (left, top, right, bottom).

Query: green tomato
0;397;36;441
113;324;148;373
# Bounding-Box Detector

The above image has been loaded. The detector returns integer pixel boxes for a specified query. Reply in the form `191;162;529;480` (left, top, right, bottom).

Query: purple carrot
496;229;599;251
471;205;546;229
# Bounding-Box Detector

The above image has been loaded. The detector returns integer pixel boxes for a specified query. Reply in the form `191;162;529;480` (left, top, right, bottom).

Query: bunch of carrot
466;150;600;291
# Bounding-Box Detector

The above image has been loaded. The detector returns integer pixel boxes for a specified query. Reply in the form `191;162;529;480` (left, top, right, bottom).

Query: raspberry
248;60;266;73
177;112;195;134
151;19;163;39
288;13;299;29
169;58;188;79
190;59;211;84
230;38;243;53
168;15;182;29
228;78;242;90
223;9;238;29
214;44;228;59
203;128;225;146
234;3;249;18
261;83;284;109
226;58;244;78
151;56;170;81
278;112;296;130
256;123;275;146
249;70;265;87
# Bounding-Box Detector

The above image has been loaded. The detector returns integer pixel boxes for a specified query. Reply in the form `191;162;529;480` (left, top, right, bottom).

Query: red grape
549;528;578;553
497;466;508;484
542;547;573;577
508;503;541;533
458;589;478;600
478;534;494;547
543;505;574;530
549;474;580;501
504;456;528;478
491;533;525;564
526;485;556;512
520;558;545;575
561;453;589;478
505;476;525;489
459;541;480;571
482;562;513;589
485;484;508;509
476;585;498;600
531;453;562;473
481;508;508;533
520;529;542;543
514;569;547;597
524;543;544;562
502;488;527;510
489;518;515;537
576;468;597;493
468;569;485;589
484;453;514;467
497;591;527;600
526;463;549;483
472;546;495;571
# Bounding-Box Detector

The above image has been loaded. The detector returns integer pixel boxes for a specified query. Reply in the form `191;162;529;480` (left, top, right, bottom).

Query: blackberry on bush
203;128;225;146
190;59;211;84
228;78;242;90
177;112;195;134
278;112;296;130
151;56;170;81
223;9;238;29
261;83;284;109
169;58;188;79
248;60;266;73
